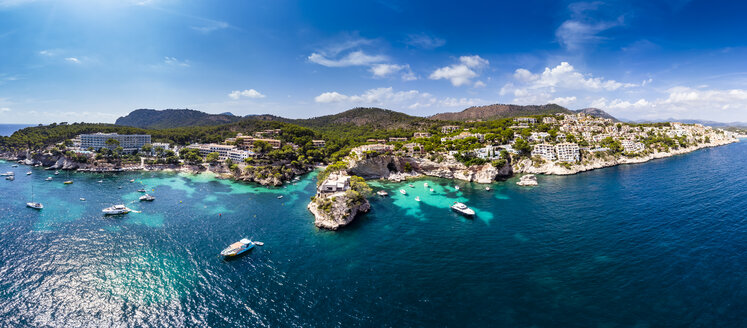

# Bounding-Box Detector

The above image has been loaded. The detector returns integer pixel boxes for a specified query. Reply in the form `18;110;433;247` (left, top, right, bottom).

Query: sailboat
26;183;43;210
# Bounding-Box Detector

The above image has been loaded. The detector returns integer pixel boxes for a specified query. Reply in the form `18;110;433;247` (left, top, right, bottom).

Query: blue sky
1;0;747;124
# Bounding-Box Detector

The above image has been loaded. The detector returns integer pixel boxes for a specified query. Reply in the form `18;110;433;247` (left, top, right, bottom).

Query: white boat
129;179;135;182
424;182;429;188
409;184;414;188
6;176;14;181
377;190;389;196
485;187;491;191
102;204;131;215
26;171;32;175
80;198;86;201
26;183;43;209
139;194;155;201
45;177;53;181
54;171;59;175
454;186;460;190
137;189;147;193
451;202;475;217
1;172;14;176
97;180;103;183
26;202;43;209
63;180;73;184
220;238;255;257
415;196;420;202
400;189;407;195
11;164;18;167
277;195;283;199
430;188;434;192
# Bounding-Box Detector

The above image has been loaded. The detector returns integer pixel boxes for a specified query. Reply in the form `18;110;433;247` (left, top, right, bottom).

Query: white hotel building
79;133;151;153
555;143;580;162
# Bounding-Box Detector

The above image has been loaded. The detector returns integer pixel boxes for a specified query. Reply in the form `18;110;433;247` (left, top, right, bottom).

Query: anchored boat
139;194;155;201
102;204;131;215
451;202;475;217
220;238;255;257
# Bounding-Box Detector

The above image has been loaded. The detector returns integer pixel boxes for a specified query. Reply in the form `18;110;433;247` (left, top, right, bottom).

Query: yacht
485;187;491;191
1;172;14;176
137;189;147;193
64;180;73;184
399;189;407;195
102;204;131;215
377;190;389;196
129;179;135;183
11;164;18;167
139;194;155;201
45;177;53;181
6;176;14;181
54;171;59;175
80;198;86;201
220;238;255;257
451;202;475;217
26;202;43;209
97;180;103;183
277;195;283;199
26;171;32;175
415;196;420;202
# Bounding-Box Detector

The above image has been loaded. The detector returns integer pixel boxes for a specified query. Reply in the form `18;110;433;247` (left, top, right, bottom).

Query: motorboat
377;190;388;196
454;186;460;191
277;195;283;199
399;189;406;195
64;180;73;184
485;187;491;191
415;196;420;202
424;183;429;188
1;172;14;176
220;238;255;257
26;202;43;209
6;176;14;181
451;202;475;217
102;204;131;215
409;184;414;188
129;179;135;183
45;177;53;181
26;171;32;175
80;198;86;201
137;189;147;193
430;188;434;192
97;180;103;183
54;171;59;175
11;164;18;167
139;194;155;201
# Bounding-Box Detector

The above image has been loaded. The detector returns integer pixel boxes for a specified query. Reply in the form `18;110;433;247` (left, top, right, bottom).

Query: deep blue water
0;141;745;327
0;124;34;136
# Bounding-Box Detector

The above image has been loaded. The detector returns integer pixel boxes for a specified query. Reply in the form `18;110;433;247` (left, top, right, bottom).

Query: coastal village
2;110;741;230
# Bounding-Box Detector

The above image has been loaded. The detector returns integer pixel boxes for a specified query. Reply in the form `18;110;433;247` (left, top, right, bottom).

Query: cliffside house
514;117;538;124
228;133;282;149
319;172;351;194
554;143;580;162
312;140;326;148
413;132;432;139
531;144;557;161
389;137;408;142
621;140;645;153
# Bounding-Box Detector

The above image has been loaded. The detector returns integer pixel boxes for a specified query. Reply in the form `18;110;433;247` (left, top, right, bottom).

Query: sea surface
1;141;745;327
0;124;34;137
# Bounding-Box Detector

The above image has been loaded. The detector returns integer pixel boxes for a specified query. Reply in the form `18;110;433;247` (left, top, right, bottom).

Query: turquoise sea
1;141;745;327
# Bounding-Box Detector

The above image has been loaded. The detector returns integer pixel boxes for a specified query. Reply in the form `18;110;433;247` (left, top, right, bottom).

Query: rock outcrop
307;193;370;230
345;155;512;184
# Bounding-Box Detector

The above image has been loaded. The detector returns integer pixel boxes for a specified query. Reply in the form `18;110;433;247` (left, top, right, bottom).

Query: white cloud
228;89;266;100
404;33;446;49
473;80;486;88
308;50;386;68
429;55;489;87
164;56;190;67
314;92;348;103
370;63;417;81
0;107;9;112
192;21;229;33
501;62;640;106
65;57;80;64
555;2;624;51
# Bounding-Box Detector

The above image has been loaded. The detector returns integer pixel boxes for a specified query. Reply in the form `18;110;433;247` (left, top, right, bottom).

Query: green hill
429;103;572;121
115;109;243;129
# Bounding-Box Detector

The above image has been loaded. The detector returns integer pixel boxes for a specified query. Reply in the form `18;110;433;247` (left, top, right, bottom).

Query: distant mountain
115;109;244;129
430;104;572;121
219;112;236;116
626;118;747;128
573;108;619;122
287;107;427;130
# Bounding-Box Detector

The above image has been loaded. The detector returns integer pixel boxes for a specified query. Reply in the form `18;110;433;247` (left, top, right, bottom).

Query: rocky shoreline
514;138;739;175
345;155;512;184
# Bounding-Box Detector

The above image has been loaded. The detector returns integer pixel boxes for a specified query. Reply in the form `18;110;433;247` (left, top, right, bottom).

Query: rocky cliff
308;192;371;230
345;155;512;183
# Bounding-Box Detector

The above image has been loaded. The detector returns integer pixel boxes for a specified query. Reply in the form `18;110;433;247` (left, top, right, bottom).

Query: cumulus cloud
429;55;489;87
228;89;265;100
314;91;349;103
500;62;641;106
370;63;417;80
